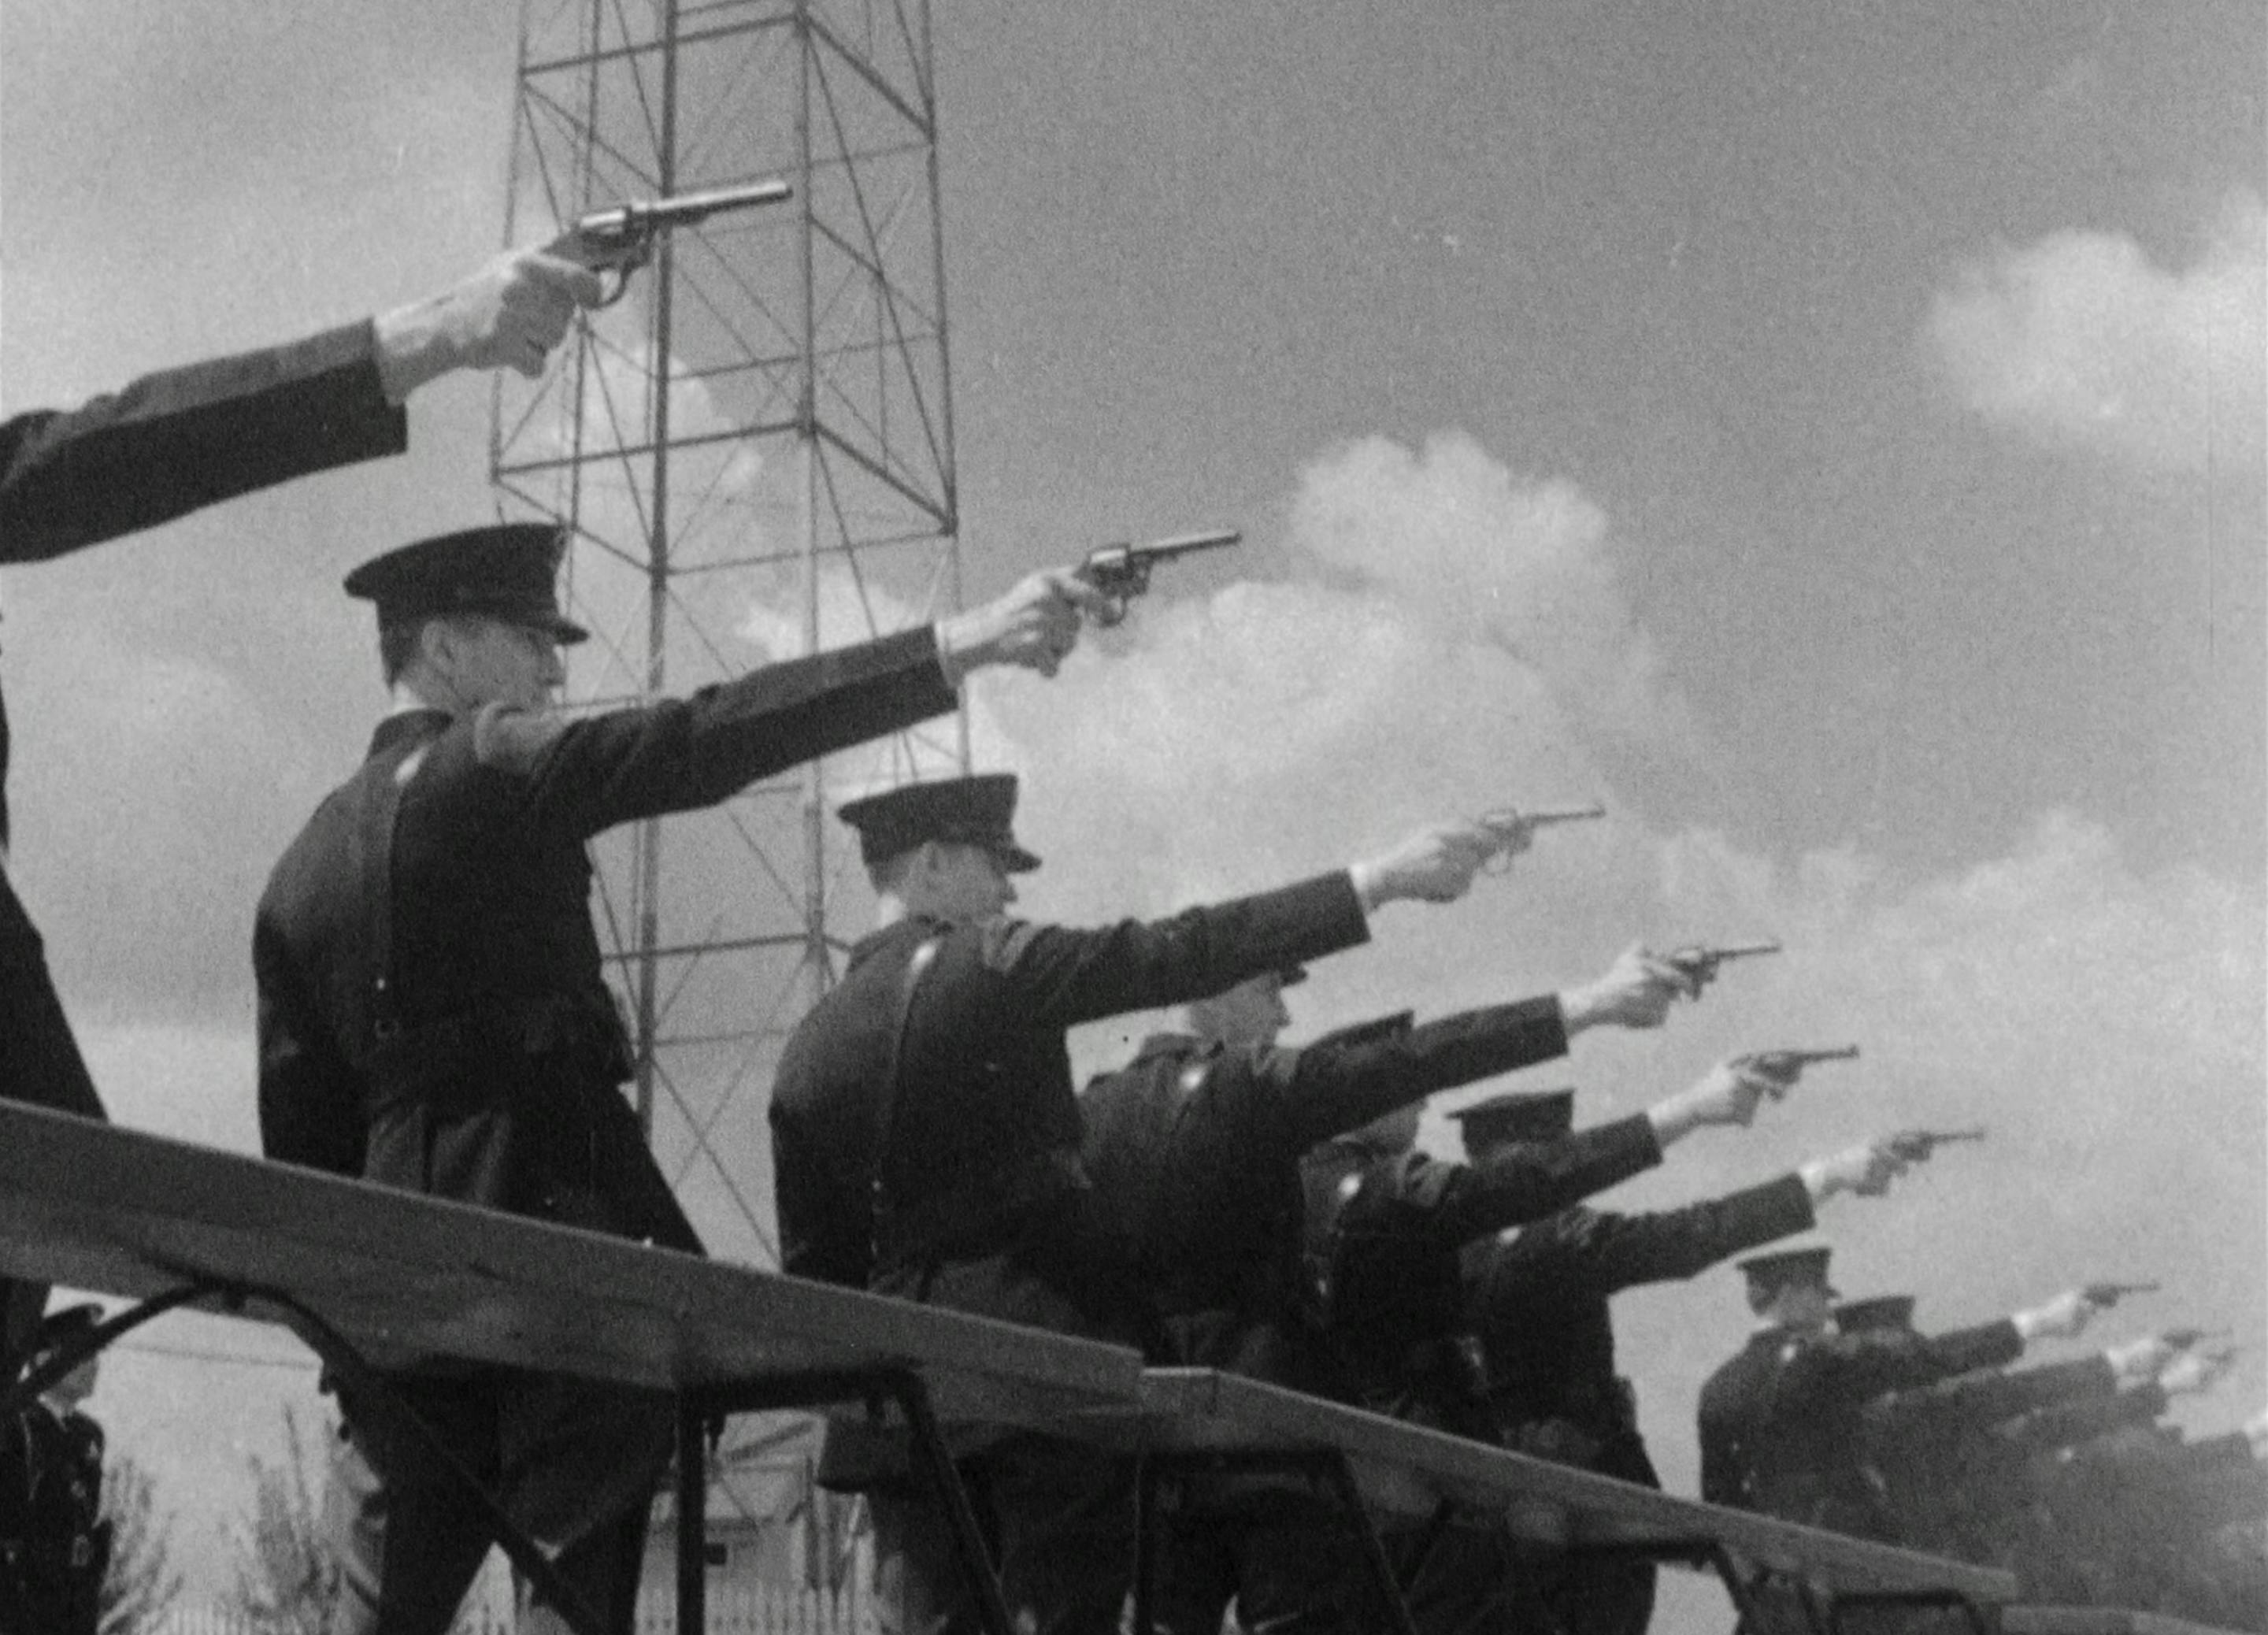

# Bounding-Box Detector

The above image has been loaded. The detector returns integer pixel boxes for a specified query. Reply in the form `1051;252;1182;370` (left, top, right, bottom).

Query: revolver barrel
577;179;795;250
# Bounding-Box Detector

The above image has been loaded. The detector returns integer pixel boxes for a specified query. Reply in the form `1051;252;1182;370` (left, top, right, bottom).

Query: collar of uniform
843;915;950;976
368;708;453;756
1128;1032;1211;1067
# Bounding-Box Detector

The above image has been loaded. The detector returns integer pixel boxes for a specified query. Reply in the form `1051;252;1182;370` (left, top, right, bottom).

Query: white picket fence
141;1606;513;1635
135;1581;868;1634
142;1612;265;1635
636;1582;877;1635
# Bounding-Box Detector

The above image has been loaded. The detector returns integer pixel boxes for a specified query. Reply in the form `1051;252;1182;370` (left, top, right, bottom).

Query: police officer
0;243;604;1367
1301;1053;1818;1635
2033;1418;2267;1624
1695;1248;2102;1541
1856;1307;2188;1560
0;1304;110;1635
256;528;1101;1635
1456;1099;1912;1635
1977;1350;2251;1597
1076;947;1700;1635
769;777;1510;1635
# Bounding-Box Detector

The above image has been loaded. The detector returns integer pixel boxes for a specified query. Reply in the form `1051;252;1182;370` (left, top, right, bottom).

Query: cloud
9;625;339;1026
31;421;2260;1592
1925;193;2267;477
1611;812;2265;1500
503;328;797;706
919;432;2259;1463
1288;432;1699;750
732;436;2260;1314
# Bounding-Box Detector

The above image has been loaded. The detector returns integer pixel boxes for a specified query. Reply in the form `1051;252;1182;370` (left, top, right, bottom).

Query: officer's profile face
1770;1281;1833;1331
46;1355;97;1409
1200;973;1291;1051
447;616;565;710
921;840;1016;923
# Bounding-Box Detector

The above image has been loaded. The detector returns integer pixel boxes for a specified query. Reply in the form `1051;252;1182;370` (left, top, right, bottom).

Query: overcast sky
3;0;2262;1619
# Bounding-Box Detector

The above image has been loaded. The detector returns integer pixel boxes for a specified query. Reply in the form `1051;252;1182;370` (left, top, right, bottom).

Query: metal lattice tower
491;0;966;1269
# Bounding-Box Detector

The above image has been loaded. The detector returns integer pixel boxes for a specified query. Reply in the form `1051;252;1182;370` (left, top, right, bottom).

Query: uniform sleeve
1873;1354;2118;1444
253;913;366;1177
1427;1114;1663;1246
1269;996;1572;1154
1922;1318;2028;1377
1499;1173;1819;1301
976;871;1370;1031
1788;1319;2025;1403
2003;1380;2167;1454
2164;1446;2268;1532
0;323;406;563
474;626;961;837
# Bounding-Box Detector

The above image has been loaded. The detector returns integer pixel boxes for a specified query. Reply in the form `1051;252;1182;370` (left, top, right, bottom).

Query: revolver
1885;1126;1987;1162
1738;1045;1860;1075
1666;941;1784;980
1477;803;1606;872
572;178;795;304
1079;529;1242;625
2081;1281;2162;1308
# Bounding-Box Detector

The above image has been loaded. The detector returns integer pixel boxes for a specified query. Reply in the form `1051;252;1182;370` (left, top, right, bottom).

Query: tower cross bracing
491;0;967;1269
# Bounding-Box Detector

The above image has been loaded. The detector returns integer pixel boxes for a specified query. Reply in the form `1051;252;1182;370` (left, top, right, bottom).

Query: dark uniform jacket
2035;1427;2268;1626
257;625;959;1254
0;1402;109;1635
1696;1317;2024;1539
1464;1172;1815;1485
2;323;404;1122
1860;1351;2119;1554
2002;1377;2166;1459
1077;997;1572;1385
769;873;1369;1343
1302;1117;1663;1434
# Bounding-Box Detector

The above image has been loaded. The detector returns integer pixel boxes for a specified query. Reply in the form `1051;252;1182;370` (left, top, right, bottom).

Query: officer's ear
884;840;937;904
418;616;466;677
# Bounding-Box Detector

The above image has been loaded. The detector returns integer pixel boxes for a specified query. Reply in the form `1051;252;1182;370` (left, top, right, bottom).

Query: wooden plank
2003;1610;2259;1635
1058;1368;2018;1600
0;1103;1143;1426
0;1104;2030;1611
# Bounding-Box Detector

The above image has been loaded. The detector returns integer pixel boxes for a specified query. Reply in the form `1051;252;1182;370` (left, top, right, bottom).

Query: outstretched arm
1266;940;1707;1152
1492;1173;1821;1304
2;326;406;563
1428;1116;1665;1245
973;818;1517;1034
2;247;606;563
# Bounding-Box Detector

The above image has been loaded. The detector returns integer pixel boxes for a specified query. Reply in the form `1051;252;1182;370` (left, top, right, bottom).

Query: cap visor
998;843;1042;873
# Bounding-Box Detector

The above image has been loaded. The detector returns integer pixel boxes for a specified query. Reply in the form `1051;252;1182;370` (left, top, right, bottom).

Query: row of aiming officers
1;236;2260;1635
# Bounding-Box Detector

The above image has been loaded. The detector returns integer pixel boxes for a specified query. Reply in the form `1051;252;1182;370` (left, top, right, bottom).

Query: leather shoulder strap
346;733;428;1051
1134;1055;1212;1259
867;933;943;1280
